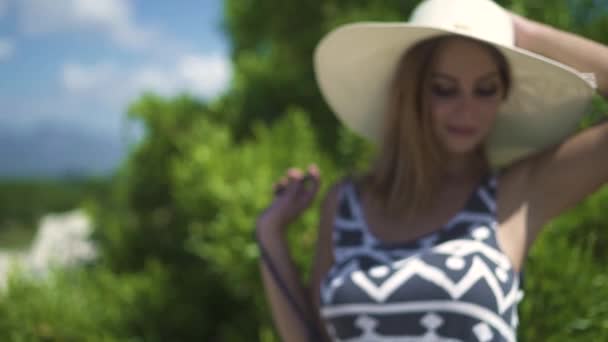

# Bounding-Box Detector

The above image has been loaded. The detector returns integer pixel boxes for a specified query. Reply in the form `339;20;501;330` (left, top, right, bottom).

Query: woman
256;0;608;340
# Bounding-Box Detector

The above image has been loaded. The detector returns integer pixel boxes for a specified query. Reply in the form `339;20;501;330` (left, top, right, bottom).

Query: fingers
273;177;289;195
283;168;305;197
299;164;321;194
272;168;302;196
272;164;320;197
307;164;320;178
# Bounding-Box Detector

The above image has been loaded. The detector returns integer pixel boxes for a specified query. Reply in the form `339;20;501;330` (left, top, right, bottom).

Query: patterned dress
319;174;524;341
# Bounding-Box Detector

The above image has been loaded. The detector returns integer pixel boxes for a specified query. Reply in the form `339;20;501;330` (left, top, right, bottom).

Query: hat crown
410;0;514;47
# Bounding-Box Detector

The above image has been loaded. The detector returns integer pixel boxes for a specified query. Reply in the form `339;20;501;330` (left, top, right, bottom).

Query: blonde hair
358;35;511;219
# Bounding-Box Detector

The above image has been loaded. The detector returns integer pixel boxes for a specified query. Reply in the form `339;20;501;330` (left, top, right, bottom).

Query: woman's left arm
508;13;608;243
512;13;608;97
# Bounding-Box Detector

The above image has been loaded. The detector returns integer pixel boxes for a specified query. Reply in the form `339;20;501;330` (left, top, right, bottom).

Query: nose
454;93;479;123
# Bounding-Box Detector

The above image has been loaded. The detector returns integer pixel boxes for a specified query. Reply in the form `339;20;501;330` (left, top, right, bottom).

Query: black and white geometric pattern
319;174;524;341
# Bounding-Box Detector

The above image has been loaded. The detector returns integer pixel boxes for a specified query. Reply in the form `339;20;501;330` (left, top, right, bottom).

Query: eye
475;85;498;97
431;84;458;97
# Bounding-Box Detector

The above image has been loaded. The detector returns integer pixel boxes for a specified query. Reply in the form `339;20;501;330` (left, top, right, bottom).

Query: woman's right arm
256;165;338;341
257;224;317;341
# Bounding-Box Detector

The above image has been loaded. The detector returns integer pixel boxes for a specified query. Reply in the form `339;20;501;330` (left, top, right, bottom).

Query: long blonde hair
358;35;511;219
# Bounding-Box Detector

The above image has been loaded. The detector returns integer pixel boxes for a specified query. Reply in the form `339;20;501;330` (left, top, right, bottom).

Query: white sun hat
313;0;596;168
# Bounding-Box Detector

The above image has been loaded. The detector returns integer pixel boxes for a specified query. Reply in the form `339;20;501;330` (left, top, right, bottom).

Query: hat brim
314;23;596;169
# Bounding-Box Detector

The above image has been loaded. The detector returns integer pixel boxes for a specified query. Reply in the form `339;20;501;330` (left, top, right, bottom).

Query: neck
442;150;485;182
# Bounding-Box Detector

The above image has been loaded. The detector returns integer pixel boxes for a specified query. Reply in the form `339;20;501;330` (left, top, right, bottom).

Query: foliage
0;179;110;250
519;187;608;340
0;262;168;342
86;93;371;340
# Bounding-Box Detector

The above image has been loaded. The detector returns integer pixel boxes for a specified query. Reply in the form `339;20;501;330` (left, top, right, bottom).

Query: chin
446;148;477;156
443;140;483;156
444;139;479;154
438;128;483;151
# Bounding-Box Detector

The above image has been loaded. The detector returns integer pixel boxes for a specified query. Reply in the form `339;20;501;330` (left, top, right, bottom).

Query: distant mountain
0;123;131;179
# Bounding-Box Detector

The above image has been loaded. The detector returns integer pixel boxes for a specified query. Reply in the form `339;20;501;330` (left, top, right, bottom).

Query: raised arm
504;13;608;250
256;165;334;342
512;13;608;97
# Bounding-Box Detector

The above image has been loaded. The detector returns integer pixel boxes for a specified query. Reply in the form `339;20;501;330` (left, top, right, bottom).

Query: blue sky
0;0;230;151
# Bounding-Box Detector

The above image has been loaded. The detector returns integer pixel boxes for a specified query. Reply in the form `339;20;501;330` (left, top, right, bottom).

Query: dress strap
334;181;365;231
475;172;498;216
331;180;380;264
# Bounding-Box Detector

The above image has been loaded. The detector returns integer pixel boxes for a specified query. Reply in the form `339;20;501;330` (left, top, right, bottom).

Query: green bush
0;262;167;341
90;95;371;340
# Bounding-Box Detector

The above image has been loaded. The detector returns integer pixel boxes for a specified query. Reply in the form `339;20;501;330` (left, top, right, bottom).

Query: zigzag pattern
431;238;512;270
351;256;520;313
320;175;523;341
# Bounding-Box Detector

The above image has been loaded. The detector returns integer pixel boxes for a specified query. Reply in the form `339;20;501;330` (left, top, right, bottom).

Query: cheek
430;100;457;125
478;100;501;128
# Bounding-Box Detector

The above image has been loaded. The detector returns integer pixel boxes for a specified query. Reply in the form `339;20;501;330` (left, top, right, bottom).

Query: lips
446;125;478;136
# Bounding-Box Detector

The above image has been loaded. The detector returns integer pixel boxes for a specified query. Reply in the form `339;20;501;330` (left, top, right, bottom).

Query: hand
256;164;321;235
509;11;536;51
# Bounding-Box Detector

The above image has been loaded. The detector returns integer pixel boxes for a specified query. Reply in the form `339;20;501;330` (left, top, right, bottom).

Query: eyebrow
431;71;500;83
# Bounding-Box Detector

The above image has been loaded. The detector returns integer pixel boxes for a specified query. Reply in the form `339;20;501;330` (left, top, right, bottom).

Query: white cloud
62;62;116;92
52;54;230;137
61;53;232;103
0;38;14;62
19;0;154;49
178;55;231;99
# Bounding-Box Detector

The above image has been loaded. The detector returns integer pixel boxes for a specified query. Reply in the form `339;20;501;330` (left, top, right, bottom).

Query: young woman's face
428;38;507;155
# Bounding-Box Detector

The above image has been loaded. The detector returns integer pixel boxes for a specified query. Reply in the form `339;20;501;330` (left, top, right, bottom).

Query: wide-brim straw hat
314;0;596;169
